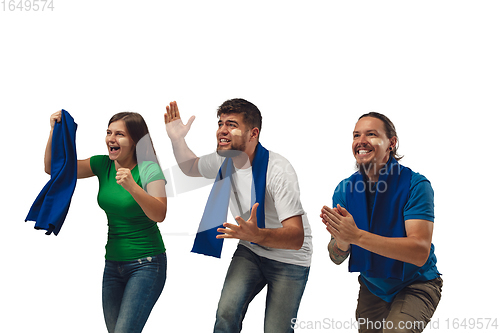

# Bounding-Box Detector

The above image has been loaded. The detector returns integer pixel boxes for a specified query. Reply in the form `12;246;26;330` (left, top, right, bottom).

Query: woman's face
105;120;135;163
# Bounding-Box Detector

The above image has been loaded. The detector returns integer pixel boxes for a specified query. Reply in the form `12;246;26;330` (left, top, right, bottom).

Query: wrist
329;238;350;264
253;228;267;245
335;240;350;253
124;181;141;195
170;137;187;146
352;229;365;247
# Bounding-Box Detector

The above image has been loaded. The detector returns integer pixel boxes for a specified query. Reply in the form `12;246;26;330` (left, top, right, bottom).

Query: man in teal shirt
321;112;442;333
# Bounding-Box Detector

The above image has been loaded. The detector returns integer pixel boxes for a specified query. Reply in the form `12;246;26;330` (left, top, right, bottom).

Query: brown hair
108;112;157;163
358;112;403;161
216;98;262;138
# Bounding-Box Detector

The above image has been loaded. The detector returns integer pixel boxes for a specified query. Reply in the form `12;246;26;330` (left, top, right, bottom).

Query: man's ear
390;136;397;150
250;127;260;140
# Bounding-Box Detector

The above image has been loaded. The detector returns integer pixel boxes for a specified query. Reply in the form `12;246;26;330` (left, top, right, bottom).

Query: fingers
322;217;339;236
322;206;339;221
165;101;195;123
116;168;129;175
322;209;337;226
165;101;179;124
249;202;259;221
230;203;258;227
50;110;62;128
171;101;178;119
325;224;338;237
115;173;125;184
234;216;245;225
322;205;336;215
165;111;173;124
216;204;260;241
218;224;235;232
321;206;344;237
115;168;131;184
185;115;196;129
216;223;237;239
325;205;347;221
321;205;353;242
165;104;172;124
336;204;350;217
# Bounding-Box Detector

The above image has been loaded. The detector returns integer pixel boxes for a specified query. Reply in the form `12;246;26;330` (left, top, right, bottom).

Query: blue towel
345;157;412;280
25;110;78;235
191;143;269;258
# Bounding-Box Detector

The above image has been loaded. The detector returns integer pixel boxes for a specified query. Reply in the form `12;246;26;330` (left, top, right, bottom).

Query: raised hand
164;101;195;142
50;110;62;129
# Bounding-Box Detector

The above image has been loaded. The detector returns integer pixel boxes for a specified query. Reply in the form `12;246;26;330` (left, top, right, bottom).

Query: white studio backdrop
1;1;499;332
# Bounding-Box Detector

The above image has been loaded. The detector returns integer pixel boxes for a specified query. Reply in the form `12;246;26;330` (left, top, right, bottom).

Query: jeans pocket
137;252;166;264
135;253;167;276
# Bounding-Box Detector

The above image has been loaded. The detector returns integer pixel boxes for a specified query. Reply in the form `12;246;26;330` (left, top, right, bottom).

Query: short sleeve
90;155;109;178
198;152;224;179
138;161;166;186
267;153;305;222
404;173;435;222
332;178;349;209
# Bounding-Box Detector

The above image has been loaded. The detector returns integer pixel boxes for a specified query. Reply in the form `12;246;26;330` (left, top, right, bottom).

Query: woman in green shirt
46;111;167;333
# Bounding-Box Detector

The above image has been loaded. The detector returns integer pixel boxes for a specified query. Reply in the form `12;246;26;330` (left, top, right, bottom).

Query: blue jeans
214;245;310;333
102;252;167;333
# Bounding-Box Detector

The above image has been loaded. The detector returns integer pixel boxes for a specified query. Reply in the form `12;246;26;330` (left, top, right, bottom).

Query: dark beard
217;140;247;158
217;149;245;158
356;161;376;177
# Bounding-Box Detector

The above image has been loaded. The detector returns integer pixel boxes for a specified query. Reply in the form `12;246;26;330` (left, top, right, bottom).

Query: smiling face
352;116;395;177
106;120;135;165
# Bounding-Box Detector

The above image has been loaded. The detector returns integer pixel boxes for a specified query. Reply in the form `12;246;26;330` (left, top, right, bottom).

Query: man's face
216;113;250;157
352;117;393;173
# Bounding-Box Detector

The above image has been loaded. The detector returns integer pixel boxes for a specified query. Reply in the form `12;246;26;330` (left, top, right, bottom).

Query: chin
355;160;374;175
217;148;245;158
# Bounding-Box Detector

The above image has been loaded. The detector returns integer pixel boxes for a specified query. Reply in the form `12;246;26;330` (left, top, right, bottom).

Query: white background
1;1;499;332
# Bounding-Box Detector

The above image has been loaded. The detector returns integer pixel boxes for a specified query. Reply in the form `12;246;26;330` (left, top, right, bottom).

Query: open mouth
109;146;121;153
219;138;231;146
356;146;373;157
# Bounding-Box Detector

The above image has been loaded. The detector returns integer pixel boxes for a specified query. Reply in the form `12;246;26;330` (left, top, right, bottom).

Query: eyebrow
218;119;239;126
353;129;378;134
107;129;126;134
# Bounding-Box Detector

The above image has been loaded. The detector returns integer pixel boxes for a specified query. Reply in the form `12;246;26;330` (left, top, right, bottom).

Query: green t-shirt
90;155;166;261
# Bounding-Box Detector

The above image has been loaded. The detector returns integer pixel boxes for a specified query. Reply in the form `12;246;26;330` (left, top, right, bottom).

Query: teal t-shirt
90;155;166;261
333;172;440;302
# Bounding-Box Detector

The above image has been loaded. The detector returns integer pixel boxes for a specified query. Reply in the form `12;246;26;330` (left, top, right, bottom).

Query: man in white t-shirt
164;98;312;333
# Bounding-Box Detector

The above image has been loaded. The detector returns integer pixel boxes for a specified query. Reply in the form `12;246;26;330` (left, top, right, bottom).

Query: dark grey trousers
356;276;443;333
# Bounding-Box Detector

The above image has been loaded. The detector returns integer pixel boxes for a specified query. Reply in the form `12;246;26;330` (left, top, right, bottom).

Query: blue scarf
191;143;269;258
345;157;412;280
26;110;78;235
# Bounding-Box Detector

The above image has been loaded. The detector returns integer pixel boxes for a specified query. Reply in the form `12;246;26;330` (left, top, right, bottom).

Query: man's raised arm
164;101;202;177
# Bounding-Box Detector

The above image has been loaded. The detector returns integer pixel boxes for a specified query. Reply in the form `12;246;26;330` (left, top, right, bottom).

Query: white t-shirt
198;150;312;267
